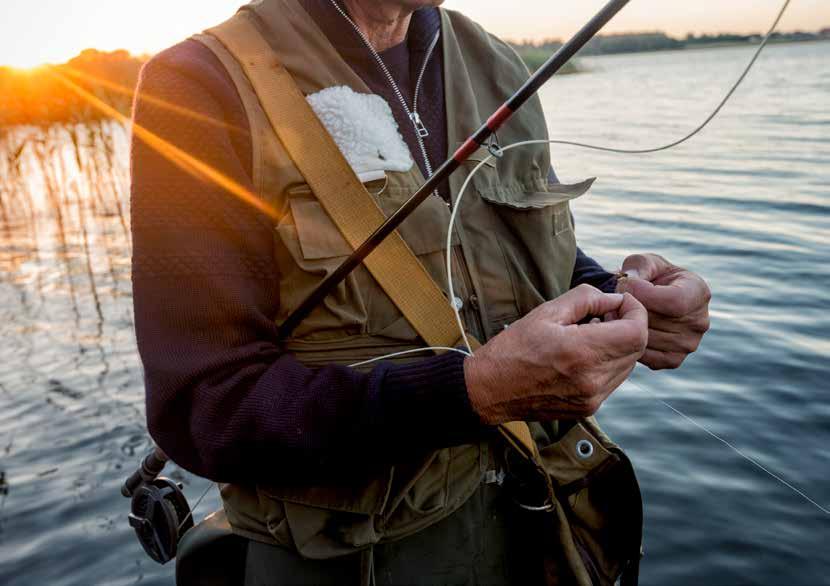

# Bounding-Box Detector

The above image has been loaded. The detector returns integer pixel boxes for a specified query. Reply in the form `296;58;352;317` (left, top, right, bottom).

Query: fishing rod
278;0;631;339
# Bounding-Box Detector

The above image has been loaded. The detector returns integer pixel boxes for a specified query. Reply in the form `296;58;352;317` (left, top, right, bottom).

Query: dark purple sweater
131;3;616;484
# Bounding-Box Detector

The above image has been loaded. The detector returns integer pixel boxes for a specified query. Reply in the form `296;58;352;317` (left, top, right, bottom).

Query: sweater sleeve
570;248;618;293
131;41;482;485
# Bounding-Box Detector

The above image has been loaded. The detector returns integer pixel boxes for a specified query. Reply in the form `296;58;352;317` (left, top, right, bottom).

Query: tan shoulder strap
206;12;538;459
208;12;460;348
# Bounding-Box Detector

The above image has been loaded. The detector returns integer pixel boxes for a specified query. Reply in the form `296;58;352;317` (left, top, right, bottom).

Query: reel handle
122;447;169;497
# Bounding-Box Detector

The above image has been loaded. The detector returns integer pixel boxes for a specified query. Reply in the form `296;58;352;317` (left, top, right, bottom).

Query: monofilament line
177;482;217;532
626;380;830;517
544;0;792;155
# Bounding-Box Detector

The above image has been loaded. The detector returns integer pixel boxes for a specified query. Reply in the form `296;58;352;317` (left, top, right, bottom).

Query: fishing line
437;0;830;519
446;141;830;517
626;379;830;517
177;481;217;532
349;347;471;368
544;0;791;156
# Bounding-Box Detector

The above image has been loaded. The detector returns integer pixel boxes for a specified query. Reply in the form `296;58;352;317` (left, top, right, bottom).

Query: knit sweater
131;4;616;484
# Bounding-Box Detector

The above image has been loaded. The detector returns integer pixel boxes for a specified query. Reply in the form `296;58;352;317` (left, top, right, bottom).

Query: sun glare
8;64;48;76
2;52;63;71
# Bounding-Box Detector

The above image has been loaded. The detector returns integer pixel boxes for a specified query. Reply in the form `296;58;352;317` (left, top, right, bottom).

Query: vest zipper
328;1;440;181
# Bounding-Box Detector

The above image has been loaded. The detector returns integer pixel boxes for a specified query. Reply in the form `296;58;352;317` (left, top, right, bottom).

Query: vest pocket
476;178;593;314
274;195;375;339
274;185;459;341
539;419;643;585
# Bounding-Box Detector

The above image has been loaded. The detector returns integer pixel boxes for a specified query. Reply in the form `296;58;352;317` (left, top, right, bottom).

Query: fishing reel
122;447;193;564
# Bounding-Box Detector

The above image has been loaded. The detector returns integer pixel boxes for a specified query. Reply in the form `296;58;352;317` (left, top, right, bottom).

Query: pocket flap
539;421;617;491
480;178;596;209
290;196;455;261
290;199;353;260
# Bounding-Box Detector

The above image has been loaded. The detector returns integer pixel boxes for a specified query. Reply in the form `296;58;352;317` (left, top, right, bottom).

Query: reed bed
0;120;133;345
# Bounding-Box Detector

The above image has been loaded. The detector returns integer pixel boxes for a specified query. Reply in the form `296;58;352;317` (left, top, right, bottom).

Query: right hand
464;284;648;425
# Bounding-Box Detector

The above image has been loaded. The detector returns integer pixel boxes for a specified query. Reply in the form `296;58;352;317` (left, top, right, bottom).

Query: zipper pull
410;112;429;138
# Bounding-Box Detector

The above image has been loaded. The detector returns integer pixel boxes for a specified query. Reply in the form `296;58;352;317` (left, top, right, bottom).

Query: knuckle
665;296;688;318
626;253;648;266
575;283;596;296
571;371;599;398
702;283;713;304
581;397;602;417
679;336;699;354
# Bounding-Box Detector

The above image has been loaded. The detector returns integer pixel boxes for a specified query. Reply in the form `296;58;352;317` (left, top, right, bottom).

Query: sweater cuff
597;274;620;294
378;350;485;449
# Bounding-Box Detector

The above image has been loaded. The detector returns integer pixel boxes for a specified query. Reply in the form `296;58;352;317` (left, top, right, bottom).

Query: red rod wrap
452;138;480;163
486;104;514;131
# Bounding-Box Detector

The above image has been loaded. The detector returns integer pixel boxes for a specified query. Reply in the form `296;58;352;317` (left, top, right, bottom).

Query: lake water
0;40;828;585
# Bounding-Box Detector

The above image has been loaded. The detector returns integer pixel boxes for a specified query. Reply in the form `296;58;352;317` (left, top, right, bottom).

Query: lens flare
49;68;279;221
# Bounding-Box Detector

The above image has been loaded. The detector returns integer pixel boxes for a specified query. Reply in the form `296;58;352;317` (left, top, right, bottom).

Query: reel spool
123;448;194;564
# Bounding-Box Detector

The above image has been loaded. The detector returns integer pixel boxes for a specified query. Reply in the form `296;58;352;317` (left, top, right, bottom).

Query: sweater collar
299;0;441;57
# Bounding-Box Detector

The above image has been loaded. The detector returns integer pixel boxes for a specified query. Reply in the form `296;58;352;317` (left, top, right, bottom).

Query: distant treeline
0;49;145;128
511;29;830;71
1;28;828;127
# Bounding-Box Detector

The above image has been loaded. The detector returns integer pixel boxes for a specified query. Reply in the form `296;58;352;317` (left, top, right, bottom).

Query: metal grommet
575;439;594;460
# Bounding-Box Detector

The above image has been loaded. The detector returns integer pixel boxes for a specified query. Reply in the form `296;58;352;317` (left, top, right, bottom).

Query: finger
617;291;649;325
620;253;674;282
576;295;648;358
547;284;625;325
645;328;701;354
640;348;687;371
647;308;711;335
617;273;708;319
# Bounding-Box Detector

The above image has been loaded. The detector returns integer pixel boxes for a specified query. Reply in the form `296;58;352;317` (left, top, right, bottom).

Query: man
131;0;710;583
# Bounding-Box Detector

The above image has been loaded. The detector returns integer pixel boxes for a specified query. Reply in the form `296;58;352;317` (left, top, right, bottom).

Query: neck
341;0;414;52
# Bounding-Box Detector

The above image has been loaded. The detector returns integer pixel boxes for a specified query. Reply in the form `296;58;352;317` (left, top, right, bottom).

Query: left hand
615;253;711;370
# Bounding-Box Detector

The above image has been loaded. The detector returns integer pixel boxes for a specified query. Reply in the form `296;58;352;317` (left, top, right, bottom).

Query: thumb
615;274;656;298
547;285;625;325
621;253;674;283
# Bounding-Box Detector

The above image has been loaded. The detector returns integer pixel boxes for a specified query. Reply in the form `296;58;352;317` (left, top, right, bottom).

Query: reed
0;120;132;343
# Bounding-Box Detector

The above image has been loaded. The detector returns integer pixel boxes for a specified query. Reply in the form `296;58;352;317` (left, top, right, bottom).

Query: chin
399;0;445;8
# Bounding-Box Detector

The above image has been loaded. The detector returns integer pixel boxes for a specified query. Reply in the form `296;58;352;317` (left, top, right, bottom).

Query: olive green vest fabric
191;2;642;583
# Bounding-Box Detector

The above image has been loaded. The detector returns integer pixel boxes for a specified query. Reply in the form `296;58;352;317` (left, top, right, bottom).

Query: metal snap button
575;439;594;460
452;297;464;311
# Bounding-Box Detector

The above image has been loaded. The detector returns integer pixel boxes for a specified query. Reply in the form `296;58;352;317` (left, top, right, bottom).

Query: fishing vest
192;1;642;583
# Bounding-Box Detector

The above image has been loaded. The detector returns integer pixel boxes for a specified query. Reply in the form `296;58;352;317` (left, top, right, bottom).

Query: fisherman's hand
464;284;648;425
616;253;711;370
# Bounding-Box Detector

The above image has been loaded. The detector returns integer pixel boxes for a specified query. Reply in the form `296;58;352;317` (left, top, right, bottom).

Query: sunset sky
1;0;828;69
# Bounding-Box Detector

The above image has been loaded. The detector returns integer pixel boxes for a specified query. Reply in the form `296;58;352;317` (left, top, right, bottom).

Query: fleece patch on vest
306;86;414;183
